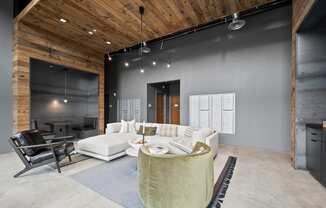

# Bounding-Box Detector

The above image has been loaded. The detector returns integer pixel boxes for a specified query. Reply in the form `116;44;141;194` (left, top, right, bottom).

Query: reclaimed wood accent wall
291;0;315;167
13;21;105;134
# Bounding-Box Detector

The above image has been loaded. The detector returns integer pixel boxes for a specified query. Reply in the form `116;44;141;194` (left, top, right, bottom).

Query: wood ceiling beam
15;0;42;22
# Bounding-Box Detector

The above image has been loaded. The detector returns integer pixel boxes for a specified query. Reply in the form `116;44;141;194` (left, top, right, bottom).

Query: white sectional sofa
77;122;219;161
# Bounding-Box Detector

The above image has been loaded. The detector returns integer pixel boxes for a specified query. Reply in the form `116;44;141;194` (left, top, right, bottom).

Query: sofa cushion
107;123;121;134
78;133;137;156
158;124;178;137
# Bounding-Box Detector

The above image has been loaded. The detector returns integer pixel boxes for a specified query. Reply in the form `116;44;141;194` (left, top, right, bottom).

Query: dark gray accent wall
0;0;13;153
295;28;326;168
110;6;292;152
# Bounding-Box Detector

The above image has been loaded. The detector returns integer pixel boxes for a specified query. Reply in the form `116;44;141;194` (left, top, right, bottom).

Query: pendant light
139;6;145;74
228;12;246;31
63;68;68;103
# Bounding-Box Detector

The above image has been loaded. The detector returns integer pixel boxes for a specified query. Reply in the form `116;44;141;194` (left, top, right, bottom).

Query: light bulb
152;61;157;66
167;63;171;68
140;68;145;73
59;18;67;23
124;61;129;67
63;98;68;103
108;56;112;61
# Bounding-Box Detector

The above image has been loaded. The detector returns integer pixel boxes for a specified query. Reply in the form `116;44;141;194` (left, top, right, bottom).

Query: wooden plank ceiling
19;0;275;54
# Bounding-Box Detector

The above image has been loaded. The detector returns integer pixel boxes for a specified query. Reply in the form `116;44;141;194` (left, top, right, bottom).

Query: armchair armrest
17;141;65;149
205;131;219;158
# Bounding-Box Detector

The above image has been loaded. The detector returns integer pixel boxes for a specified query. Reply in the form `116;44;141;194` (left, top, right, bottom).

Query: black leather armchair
9;129;74;177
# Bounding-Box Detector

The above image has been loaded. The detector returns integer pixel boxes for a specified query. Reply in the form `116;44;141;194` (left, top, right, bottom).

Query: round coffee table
126;147;139;157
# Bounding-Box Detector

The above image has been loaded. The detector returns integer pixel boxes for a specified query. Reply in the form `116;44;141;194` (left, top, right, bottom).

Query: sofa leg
14;167;30;178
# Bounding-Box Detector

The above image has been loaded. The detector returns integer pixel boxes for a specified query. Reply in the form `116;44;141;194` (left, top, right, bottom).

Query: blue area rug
71;155;236;208
71;156;144;208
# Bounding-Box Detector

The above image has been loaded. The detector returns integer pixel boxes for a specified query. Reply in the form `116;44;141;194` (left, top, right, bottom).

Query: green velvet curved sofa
138;142;214;208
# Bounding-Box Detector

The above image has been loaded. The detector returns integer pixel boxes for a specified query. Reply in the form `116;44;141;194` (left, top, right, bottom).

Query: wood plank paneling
13;21;105;134
291;0;315;167
17;0;275;53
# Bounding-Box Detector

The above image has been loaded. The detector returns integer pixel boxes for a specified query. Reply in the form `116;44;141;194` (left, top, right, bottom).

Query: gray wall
0;0;13;153
111;6;292;152
30;59;99;130
295;28;326;168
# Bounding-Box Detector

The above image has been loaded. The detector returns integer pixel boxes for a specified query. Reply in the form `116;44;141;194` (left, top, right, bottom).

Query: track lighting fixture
228;13;246;31
142;42;151;54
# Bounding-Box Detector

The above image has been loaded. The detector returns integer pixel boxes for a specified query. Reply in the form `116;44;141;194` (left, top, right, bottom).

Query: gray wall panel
0;0;13;153
110;6;292;152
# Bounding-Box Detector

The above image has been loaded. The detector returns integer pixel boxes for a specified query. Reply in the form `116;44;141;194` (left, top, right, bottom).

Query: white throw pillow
199;127;213;138
119;120;129;133
191;128;213;146
184;126;197;138
107;123;121;134
128;120;136;133
192;130;206;146
158;124;178;137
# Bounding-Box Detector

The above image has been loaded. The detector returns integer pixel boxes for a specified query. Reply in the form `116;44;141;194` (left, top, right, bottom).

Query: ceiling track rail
111;0;291;56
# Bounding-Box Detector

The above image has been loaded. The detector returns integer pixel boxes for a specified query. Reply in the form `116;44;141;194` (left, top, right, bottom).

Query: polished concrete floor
0;146;325;208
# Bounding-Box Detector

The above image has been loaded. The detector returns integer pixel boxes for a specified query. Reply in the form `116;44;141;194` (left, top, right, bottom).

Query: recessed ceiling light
59;18;67;23
92;29;97;32
88;31;94;35
106;41;111;45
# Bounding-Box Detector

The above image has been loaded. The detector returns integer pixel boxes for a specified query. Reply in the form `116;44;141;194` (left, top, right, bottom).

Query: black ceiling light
139;6;145;73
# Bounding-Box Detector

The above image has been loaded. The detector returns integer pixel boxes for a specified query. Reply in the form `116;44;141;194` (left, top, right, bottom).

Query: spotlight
59;18;67;23
228;13;246;31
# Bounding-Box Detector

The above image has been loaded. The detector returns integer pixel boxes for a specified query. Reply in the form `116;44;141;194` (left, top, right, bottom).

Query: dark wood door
170;95;180;124
156;94;164;123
